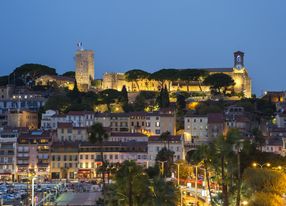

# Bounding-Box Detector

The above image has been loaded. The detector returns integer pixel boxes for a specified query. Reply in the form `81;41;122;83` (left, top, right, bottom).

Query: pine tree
121;85;129;112
73;79;79;95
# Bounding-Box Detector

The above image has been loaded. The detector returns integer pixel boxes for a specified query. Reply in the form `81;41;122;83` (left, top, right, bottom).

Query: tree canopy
203;73;235;95
10;64;57;85
62;71;75;78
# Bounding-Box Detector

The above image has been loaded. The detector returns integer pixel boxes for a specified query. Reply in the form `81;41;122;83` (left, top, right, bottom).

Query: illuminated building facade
75;49;95;92
102;51;252;98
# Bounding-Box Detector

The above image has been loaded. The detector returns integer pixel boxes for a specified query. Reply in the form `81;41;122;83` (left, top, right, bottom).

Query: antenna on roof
77;42;84;51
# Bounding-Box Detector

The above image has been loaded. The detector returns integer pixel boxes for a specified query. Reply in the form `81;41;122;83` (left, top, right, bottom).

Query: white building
261;137;286;156
184;114;208;144
41;110;58;129
275;113;286;128
0;128;25;181
147;135;184;166
145;109;176;136
108;133;148;142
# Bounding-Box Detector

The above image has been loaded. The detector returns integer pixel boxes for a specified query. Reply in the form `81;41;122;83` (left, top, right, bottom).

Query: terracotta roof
79;141;147;147
67;111;94;116
57;122;73;128
110;113;129;117
148;135;182;142
110;132;147;137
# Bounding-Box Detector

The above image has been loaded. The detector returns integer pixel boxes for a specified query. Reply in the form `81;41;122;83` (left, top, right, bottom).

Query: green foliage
203;73;235;95
149;177;179;206
10;63;57;85
98;89;122;111
106;160;151;206
125;69;150;82
88;122;109;145
248;192;284;206
176;94;186;111
242;169;286;206
125;69;150;91
44;94;72;113
156;148;174;177
121;85;129;112
62;71;75;78
133;93;147;111
243;168;286;196
106;161;179;206
156;86;170;108
150;69;178;88
44;89;98;112
0;76;9;86
174;160;193;180
145;165;160;179
179;69;208;92
195;100;225;114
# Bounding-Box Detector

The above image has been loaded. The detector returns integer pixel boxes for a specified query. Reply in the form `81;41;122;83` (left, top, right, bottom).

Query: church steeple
234;51;244;69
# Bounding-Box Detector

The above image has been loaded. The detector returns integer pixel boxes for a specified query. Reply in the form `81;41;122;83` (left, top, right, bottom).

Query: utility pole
195;165;198;205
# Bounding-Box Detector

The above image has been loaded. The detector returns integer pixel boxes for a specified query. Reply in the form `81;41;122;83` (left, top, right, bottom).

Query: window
80;155;83;159
85;155;88;159
155;129;160;134
155;122;160;127
194;119;196;123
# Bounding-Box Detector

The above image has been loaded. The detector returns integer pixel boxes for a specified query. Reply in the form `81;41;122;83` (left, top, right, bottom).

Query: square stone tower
75;49;94;92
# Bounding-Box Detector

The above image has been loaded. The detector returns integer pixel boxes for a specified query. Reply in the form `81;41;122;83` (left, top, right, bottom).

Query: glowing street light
252;162;271;169
241;200;248;205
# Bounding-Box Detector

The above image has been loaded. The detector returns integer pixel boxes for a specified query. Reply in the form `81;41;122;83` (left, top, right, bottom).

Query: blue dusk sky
0;0;286;95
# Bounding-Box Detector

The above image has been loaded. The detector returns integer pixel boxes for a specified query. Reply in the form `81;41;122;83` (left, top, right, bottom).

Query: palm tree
159;131;171;149
211;129;241;206
88;123;109;189
189;144;214;205
149;177;179;206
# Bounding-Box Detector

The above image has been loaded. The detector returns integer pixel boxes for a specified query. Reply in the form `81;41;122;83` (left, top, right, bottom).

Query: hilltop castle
75;47;95;92
102;51;252;98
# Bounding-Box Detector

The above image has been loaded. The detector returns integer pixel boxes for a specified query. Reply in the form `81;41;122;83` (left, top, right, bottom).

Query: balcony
17;156;29;160
17;150;29;153
37;148;50;153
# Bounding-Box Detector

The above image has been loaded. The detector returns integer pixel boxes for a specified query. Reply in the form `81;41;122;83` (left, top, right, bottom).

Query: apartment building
50;142;79;180
148;135;184;166
145;109;176;136
78;141;148;179
184;114;208;144
0;128;28;181
56;123;88;142
16;130;54;181
108;132;148;142
7;110;38;129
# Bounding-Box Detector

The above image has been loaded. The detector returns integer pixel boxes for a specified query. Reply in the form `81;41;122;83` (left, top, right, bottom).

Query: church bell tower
234;51;244;69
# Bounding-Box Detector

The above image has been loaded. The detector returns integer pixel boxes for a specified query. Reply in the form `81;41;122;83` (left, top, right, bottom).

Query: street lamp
252;162;271;168
241;200;248;205
31;176;37;206
174;163;181;186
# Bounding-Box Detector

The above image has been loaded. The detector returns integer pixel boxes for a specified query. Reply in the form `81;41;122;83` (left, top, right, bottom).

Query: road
55;192;101;206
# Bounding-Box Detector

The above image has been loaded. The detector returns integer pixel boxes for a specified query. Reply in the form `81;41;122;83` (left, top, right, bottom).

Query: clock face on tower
237;55;241;63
